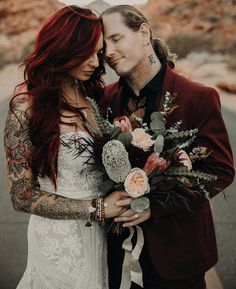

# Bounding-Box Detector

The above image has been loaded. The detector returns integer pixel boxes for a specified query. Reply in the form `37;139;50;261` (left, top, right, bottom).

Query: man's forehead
103;13;127;36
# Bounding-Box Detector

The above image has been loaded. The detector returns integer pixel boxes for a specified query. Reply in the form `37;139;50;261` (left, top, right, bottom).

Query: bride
3;6;128;289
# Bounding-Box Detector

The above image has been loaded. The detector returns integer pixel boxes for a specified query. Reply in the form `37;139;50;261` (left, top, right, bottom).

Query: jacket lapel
107;65;178;119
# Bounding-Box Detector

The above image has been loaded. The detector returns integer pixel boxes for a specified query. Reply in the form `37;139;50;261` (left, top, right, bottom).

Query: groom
101;5;235;289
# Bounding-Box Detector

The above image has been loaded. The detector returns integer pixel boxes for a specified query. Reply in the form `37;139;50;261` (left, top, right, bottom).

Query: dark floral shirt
120;64;166;128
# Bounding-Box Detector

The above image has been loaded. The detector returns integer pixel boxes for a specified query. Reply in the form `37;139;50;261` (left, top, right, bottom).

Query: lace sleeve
4;96;90;220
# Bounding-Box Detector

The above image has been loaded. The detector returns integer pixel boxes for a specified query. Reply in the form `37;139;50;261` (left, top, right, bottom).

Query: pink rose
178;150;192;170
144;153;170;176
131;128;155;151
124;168;150;198
113;116;133;133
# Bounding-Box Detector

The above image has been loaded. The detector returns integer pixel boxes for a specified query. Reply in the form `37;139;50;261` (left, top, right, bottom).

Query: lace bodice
38;131;104;199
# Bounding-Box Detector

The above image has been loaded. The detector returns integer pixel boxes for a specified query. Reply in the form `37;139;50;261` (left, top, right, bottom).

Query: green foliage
109;126;121;139
165;166;217;183
154;135;164;153
86;97;113;135
165;129;198;141
150;112;166;135
117;132;133;148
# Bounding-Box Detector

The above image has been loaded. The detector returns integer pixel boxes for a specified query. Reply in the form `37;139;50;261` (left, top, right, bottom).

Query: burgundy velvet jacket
101;65;235;279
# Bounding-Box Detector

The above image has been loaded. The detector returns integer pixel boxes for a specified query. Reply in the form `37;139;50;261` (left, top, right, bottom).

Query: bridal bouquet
71;91;217;227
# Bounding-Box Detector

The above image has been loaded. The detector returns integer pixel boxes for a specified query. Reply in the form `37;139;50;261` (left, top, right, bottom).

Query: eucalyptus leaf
154;135;164;153
150;117;166;135
150;112;164;121
130;197;150;213
117;132;133;147
109;126;121;138
166;128;178;133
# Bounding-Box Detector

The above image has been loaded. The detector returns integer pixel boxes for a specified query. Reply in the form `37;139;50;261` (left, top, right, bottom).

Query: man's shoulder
172;69;218;99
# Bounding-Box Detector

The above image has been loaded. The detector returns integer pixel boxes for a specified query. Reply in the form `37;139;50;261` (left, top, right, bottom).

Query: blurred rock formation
0;0;235;67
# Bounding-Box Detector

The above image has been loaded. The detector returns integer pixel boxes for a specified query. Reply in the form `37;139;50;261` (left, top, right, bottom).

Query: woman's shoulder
11;84;32;114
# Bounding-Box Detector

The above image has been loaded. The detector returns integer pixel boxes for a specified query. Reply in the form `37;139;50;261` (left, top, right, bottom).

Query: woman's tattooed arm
4;96;89;220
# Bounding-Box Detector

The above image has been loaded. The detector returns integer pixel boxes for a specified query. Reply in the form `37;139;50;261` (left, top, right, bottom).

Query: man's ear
139;22;151;46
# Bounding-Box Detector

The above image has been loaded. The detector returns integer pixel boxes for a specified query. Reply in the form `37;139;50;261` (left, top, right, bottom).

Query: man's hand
115;197;151;226
114;208;151;227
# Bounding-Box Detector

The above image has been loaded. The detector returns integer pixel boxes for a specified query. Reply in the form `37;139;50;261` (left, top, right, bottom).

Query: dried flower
178;150;192;170
102;140;131;183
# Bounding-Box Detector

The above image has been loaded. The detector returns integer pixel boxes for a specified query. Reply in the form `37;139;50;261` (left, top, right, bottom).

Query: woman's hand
104;191;132;219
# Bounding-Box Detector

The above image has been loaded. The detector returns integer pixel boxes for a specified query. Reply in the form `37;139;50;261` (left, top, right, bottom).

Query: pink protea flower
143;152;170;176
113;116;133;133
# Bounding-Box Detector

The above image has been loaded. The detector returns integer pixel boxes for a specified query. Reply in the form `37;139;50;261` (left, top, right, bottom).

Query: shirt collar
119;63;166;97
140;63;166;97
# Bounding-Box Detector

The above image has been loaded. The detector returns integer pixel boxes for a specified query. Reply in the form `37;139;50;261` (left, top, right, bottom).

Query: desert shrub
166;34;214;58
226;54;236;70
225;40;236;70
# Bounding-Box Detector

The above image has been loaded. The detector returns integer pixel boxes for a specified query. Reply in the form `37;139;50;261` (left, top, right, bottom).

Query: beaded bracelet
100;197;105;225
97;197;105;225
85;199;97;227
85;198;105;227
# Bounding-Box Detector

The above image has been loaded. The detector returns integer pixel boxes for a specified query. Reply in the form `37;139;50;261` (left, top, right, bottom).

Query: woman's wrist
84;198;106;226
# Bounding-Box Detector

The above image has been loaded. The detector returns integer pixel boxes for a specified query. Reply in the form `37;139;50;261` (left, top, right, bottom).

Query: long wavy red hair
11;6;105;188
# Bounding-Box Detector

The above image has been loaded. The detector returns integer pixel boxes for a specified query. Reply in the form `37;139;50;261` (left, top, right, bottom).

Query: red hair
11;6;105;188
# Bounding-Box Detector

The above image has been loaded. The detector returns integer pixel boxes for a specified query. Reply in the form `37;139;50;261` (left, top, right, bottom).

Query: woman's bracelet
85;197;105;227
85;199;97;227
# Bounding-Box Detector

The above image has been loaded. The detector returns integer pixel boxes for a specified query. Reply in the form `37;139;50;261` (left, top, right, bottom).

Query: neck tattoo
148;54;156;65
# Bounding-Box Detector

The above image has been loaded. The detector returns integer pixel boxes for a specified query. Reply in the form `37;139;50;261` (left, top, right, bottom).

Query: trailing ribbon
119;225;144;289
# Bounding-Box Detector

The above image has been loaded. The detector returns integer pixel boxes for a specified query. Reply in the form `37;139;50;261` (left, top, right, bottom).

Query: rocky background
142;0;236;58
0;0;236;97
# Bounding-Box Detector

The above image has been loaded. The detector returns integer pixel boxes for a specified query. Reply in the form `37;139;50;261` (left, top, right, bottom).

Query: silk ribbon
119;225;144;289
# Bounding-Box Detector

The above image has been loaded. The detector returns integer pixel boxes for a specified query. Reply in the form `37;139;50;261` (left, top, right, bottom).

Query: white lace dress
17;131;108;289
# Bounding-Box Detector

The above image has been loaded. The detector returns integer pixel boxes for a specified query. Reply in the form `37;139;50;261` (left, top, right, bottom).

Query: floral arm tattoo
4;97;89;220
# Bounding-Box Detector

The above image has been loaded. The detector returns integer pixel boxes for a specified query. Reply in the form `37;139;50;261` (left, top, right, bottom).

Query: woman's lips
84;70;94;74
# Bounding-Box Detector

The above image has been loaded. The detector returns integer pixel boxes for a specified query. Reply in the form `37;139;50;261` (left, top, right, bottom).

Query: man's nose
105;42;115;59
